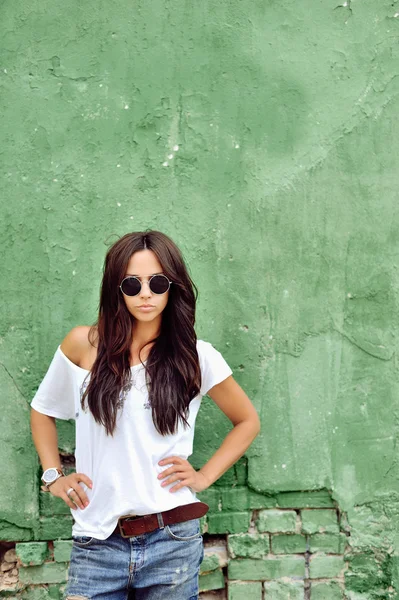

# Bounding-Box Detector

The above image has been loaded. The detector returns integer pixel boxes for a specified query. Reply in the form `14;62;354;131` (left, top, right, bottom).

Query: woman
30;230;260;600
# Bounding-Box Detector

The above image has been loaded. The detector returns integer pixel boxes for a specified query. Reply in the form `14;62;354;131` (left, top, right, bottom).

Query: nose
139;280;152;299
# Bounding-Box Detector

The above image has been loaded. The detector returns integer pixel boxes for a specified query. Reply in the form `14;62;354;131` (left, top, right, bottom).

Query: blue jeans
64;518;204;600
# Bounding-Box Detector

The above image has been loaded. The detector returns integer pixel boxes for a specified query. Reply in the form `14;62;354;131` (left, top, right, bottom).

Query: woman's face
121;250;169;325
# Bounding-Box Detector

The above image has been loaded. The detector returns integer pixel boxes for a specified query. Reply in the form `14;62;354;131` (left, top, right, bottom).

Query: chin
132;311;160;321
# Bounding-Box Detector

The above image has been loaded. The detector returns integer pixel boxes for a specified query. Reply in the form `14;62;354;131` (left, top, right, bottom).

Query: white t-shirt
31;339;232;540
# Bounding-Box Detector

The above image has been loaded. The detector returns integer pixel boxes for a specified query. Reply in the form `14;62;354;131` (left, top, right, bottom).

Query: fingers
158;460;193;492
169;480;187;493
160;472;186;487
62;489;80;511
161;472;189;493
64;485;89;511
50;473;93;511
157;457;189;480
158;465;182;480
158;456;181;466
157;458;209;494
162;479;191;493
157;456;202;493
75;472;93;490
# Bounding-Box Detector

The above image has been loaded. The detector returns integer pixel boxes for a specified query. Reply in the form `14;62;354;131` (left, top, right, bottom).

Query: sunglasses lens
121;277;141;296
150;275;170;294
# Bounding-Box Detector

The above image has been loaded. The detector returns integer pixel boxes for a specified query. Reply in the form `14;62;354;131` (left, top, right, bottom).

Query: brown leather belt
113;501;209;538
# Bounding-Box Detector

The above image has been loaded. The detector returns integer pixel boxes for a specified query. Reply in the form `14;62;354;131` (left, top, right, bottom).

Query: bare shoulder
60;326;94;367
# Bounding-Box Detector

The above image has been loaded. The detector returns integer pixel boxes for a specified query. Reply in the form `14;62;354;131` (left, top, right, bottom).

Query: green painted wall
1;0;399;597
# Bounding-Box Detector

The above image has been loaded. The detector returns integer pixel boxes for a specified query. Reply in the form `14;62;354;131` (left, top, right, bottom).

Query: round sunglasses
119;274;172;297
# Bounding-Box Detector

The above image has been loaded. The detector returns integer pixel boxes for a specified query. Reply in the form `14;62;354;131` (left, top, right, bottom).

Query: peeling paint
1;0;399;596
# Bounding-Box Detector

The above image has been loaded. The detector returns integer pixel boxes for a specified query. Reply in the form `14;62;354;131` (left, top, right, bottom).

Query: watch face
43;468;58;483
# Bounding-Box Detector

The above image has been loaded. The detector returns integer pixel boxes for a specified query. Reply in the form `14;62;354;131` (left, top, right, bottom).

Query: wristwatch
41;467;65;491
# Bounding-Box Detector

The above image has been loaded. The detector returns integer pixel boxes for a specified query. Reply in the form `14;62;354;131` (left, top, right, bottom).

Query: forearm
30;409;62;470
198;420;259;487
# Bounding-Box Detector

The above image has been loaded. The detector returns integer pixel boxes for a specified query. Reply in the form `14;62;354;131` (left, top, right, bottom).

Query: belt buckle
118;513;139;539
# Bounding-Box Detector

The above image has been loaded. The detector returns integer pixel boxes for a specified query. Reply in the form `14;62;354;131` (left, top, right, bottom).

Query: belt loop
156;512;165;529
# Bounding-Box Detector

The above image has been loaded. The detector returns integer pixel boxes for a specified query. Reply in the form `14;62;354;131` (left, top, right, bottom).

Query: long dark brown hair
81;230;201;436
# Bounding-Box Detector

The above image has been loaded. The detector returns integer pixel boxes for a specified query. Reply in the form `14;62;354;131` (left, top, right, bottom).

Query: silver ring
66;487;74;497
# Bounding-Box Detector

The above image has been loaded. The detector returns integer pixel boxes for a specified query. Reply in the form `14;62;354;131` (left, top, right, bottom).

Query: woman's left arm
158;376;260;493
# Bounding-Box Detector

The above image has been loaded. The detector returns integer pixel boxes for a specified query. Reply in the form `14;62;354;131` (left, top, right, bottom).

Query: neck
132;317;162;351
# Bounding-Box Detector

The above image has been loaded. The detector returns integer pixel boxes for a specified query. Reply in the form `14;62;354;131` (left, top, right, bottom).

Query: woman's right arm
30;327;93;511
30;409;92;510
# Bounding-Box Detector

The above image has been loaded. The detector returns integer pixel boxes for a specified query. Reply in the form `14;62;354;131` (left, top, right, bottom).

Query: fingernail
85;502;89;507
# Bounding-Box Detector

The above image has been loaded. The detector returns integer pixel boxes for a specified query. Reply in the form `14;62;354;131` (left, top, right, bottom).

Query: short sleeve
30;346;77;420
197;340;233;396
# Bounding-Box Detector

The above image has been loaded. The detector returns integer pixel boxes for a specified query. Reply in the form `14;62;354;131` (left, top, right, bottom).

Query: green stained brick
309;533;347;554
16;542;49;566
221;488;276;511
301;510;339;534
257;510;297;533
344;505;394;551
48;585;65;600
200;554;220;574
339;512;350;534
344;572;375;594
228;581;262;600
0;520;33;541
228;533;269;558
344;553;390;592
309;555;345;578
199;568;225;592
53;540;73;563
21;587;53;600
229;557;305;580
264;580;305;599
208;512;251;534
40;492;71;517
19;563;68;585
277;491;335;509
346;552;385;573
213;468;237;487
221;487;252;511
197;488;221;512
311;581;344;600
271;534;307;554
21;585;65;600
234;458;248;485
38;517;73;540
392;555;399;597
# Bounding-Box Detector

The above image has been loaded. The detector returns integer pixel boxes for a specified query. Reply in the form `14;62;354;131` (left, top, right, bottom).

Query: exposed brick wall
1;488;349;599
2;487;396;599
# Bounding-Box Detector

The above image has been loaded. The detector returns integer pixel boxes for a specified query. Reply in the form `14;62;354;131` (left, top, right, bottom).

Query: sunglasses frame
119;274;173;297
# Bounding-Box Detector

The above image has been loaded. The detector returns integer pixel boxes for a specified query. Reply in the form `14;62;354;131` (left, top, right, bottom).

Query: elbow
244;412;260;441
253;414;261;438
248;406;261;439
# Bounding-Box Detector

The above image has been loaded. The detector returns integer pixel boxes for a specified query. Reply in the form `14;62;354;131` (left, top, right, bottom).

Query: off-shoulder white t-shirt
31;340;232;540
